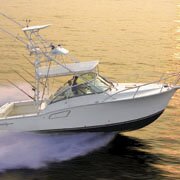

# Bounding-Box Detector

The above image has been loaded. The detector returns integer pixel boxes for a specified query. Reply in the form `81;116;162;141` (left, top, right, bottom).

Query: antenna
25;19;31;27
0;12;24;27
0;26;27;45
0;12;27;44
6;80;34;100
23;55;34;66
12;69;36;90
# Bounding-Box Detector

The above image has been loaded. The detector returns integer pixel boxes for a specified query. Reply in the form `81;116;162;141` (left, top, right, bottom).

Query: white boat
0;16;179;133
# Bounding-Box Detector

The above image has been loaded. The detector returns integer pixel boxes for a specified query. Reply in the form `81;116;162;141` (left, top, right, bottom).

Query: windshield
50;72;111;104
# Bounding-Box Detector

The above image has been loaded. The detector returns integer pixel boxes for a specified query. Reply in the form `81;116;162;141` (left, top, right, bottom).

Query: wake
0;131;115;171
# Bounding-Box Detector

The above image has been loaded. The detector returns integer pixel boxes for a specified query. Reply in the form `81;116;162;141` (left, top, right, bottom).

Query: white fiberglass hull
0;87;178;133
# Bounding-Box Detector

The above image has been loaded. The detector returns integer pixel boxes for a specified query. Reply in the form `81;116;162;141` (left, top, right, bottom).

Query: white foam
0;131;115;171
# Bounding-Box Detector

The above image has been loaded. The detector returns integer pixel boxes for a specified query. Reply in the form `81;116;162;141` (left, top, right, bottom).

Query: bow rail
103;72;180;102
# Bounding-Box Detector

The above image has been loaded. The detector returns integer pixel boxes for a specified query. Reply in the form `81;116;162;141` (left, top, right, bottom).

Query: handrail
103;72;180;102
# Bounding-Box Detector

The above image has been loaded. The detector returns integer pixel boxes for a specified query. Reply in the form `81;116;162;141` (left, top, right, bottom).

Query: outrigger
0;14;179;133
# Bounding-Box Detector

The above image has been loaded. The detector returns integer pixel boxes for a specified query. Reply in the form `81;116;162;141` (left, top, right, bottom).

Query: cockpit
49;72;112;104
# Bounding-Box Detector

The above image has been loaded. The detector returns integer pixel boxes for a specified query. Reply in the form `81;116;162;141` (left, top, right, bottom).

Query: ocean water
0;0;179;179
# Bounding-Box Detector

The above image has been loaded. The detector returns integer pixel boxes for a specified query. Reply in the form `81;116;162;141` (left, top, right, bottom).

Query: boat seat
0;102;14;118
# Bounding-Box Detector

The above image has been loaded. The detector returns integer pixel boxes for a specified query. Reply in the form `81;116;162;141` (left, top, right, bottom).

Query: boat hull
0;87;177;133
37;110;164;133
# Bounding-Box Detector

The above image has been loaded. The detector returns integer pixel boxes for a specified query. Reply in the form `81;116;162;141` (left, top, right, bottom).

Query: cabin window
50;84;95;104
50;72;111;104
80;73;110;93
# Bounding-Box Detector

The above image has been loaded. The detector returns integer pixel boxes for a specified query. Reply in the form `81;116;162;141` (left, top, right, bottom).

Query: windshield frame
49;72;112;104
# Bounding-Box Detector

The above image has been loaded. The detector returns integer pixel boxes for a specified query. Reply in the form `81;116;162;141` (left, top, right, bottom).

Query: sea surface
0;0;180;179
